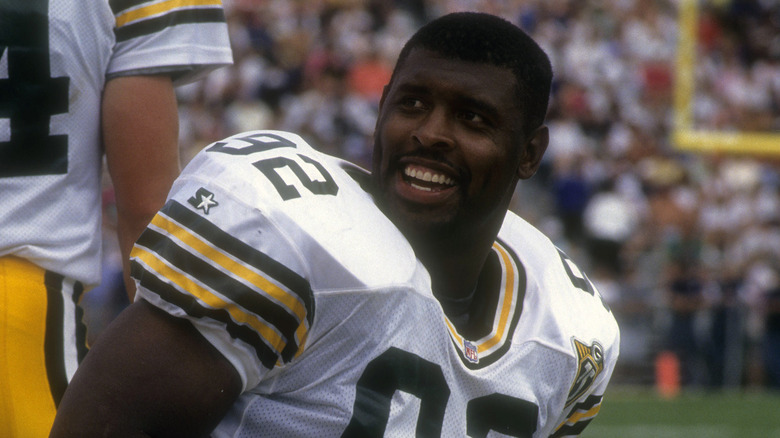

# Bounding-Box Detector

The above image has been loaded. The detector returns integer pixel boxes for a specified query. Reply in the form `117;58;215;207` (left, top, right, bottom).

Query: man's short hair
392;12;553;135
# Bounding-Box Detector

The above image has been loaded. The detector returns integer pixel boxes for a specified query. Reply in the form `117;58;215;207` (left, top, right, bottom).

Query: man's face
372;48;546;242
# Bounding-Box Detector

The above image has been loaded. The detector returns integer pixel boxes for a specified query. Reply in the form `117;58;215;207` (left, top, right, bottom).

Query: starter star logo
188;187;219;214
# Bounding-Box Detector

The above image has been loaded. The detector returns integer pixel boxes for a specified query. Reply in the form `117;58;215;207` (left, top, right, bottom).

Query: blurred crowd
92;0;780;391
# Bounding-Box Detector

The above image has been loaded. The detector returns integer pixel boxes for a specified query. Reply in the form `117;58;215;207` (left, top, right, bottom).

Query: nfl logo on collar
464;340;479;364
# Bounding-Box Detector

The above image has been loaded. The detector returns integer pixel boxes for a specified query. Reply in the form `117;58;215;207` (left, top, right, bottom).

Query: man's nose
411;107;455;149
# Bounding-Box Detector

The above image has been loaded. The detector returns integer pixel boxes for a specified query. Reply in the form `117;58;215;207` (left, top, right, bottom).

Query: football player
51;12;619;437
0;0;232;435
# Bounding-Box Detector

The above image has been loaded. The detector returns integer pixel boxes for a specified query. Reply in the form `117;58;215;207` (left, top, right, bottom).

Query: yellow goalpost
673;0;780;155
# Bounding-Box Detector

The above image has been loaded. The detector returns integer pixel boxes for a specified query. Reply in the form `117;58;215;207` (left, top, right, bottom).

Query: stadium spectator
583;176;642;277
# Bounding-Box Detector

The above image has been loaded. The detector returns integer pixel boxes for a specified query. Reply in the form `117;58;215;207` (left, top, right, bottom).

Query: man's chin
375;185;459;238
389;209;458;244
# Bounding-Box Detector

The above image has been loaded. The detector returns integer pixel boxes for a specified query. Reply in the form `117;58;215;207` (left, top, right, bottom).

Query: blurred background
88;0;780;434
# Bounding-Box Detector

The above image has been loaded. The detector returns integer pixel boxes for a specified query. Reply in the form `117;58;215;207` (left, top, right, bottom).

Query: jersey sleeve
107;0;233;84
130;176;315;392
548;268;621;438
549;332;620;437
498;212;621;437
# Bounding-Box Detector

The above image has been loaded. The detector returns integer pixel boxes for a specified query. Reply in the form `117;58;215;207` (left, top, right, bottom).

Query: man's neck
406;213;508;336
421;239;501;338
412;216;502;299
422;243;490;301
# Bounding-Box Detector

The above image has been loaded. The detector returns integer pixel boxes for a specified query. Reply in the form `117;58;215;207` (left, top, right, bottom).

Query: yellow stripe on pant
0;256;86;438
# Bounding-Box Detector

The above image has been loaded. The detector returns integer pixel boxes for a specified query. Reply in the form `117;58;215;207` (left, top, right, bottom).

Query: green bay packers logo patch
565;338;604;407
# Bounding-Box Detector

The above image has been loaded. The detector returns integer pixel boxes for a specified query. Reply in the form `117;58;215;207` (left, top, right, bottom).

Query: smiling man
372;37;553;336
51;12;619;437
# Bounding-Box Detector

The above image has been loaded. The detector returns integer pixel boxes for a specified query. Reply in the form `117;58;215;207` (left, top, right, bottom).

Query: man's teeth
404;167;454;186
411;183;432;191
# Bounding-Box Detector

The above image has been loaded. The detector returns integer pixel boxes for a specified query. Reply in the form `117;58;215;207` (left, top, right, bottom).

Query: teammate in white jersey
0;0;232;435
52;12;619;437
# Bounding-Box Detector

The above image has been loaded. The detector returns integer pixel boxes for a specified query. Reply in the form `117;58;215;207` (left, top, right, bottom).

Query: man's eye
459;111;485;123
401;97;425;109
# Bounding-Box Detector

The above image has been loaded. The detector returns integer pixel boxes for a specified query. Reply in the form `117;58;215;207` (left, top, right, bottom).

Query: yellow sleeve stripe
293;322;310;359
150;214;307;323
132;245;286;355
557;402;601;430
116;0;223;27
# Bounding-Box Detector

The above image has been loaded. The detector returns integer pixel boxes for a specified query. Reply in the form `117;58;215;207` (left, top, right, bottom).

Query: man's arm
102;75;181;300
50;300;242;437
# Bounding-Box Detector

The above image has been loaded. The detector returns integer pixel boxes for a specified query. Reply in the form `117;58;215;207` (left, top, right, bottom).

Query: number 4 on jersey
0;0;70;177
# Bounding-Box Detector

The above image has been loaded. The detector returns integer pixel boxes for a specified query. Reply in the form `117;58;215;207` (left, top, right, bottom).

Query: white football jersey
132;130;620;437
0;0;232;286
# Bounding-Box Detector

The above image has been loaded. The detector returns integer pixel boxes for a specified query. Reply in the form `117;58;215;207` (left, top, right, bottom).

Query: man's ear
516;125;549;180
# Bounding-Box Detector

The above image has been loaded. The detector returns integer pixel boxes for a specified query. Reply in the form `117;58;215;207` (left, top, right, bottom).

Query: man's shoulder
172;130;416;289
181;130;363;206
497;210;558;264
179;131;375;219
499;210;619;348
